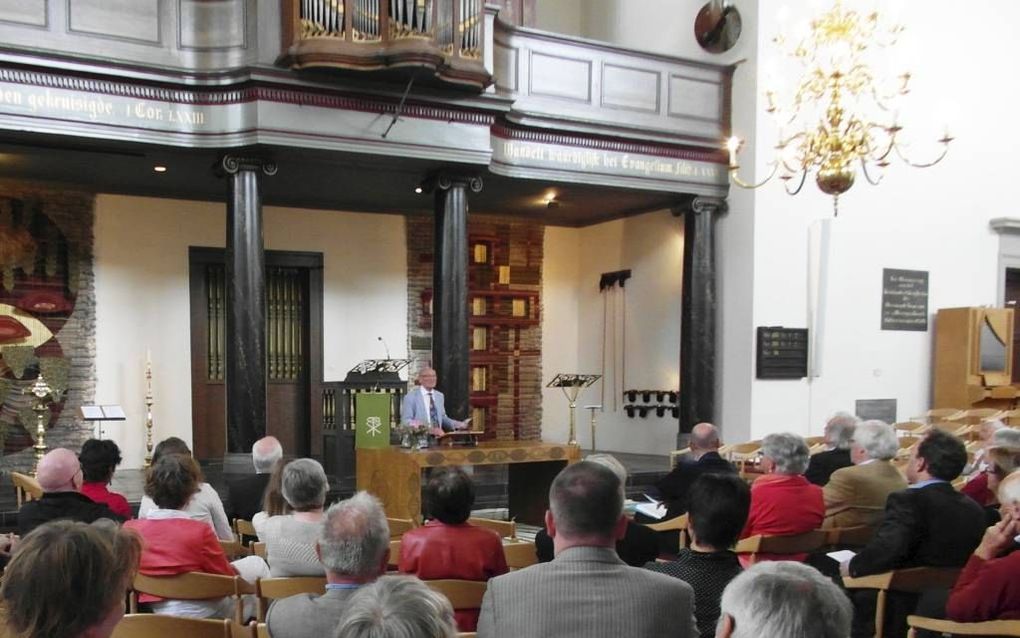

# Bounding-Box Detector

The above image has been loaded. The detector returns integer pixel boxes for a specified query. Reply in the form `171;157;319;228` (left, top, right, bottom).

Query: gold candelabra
727;0;952;214
144;354;155;468
24;373;54;476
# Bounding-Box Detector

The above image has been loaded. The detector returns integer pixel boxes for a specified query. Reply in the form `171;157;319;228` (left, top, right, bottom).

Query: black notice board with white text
756;327;809;379
882;268;929;331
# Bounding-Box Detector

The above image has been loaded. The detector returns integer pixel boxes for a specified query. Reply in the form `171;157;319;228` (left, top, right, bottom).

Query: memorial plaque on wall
882;268;929;331
756;327;809;379
855;399;897;424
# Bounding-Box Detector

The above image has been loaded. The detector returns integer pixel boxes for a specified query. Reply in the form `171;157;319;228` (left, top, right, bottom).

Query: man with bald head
18;448;125;536
656;423;736;521
400;366;466;437
228;435;283;522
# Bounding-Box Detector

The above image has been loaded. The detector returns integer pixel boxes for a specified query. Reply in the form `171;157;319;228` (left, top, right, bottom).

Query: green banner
355;392;392;449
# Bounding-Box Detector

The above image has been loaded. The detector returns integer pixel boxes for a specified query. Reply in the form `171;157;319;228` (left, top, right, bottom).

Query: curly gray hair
761;433;811;475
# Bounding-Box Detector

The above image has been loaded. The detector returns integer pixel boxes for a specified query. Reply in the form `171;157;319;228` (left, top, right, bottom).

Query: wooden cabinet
934;307;1015;409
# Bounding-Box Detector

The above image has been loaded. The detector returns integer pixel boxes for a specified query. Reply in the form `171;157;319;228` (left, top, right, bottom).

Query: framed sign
882;269;929;331
756;327;809;379
855;399;897;424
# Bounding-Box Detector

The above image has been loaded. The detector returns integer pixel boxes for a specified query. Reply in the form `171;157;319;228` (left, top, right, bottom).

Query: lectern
546;374;601;446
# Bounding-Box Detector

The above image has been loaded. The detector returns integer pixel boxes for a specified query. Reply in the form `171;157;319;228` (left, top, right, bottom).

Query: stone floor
0;449;671;532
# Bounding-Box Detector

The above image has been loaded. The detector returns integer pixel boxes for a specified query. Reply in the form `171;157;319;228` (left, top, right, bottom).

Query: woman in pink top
740;432;824;565
79;439;132;519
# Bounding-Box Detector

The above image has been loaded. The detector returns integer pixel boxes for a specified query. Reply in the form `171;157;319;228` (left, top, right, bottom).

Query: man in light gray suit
477;461;698;638
401;367;466;436
266;491;390;638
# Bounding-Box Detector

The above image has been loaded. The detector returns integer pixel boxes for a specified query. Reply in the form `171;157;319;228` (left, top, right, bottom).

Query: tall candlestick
144;357;155;468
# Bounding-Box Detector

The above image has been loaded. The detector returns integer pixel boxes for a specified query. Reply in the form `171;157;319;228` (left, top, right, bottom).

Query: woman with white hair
738;433;824;565
962;426;1020;508
254;458;330;576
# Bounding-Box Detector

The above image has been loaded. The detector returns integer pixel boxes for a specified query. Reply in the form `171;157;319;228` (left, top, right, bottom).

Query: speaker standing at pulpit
402;367;468;437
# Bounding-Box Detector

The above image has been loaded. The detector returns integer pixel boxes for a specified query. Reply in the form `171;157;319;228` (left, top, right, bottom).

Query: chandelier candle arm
726;0;952;213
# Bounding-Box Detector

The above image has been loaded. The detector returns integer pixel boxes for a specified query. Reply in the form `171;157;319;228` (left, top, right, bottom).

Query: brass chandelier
726;0;953;214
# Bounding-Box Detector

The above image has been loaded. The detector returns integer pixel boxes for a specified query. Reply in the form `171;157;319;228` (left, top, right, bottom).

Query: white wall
541;210;684;454
533;0;582;37
94;195;407;468
733;0;1012;438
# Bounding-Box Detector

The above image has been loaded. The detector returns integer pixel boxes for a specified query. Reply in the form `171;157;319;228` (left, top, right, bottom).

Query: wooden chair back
251;542;267;559
958;408;1004;424
389;539;401;568
912;408;964;422
843;568;961;638
669;447;692;468
734;530;828;565
1000;409;1020;426
643;514;690;551
130;572;254;625
111;614;246;638
255;623;270;638
387;517;417;538
502;541;538;570
234;518;257;541
907;615;1020;637
220;539;249;559
11;471;42;507
468;517;516;540
255;576;327;621
824;525;874;548
425;579;487;610
892;421;927;436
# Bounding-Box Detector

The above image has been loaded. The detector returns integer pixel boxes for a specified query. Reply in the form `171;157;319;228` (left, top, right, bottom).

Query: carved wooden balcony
281;0;492;90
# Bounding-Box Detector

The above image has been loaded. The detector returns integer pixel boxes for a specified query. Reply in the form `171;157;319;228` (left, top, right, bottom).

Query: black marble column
428;172;482;421
675;195;727;448
220;155;277;453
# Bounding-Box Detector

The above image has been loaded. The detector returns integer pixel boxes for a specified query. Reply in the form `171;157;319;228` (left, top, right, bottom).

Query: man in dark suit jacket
227;435;282;522
656;422;736;520
18;448;124;536
841;429;986;638
805;412;858;486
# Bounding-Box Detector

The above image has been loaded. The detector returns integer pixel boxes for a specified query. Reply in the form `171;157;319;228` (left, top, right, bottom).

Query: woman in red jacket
398;467;508;631
125;453;269;620
740;432;824;565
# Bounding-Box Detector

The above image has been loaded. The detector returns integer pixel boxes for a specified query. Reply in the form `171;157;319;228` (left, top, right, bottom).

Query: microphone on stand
378;336;392;360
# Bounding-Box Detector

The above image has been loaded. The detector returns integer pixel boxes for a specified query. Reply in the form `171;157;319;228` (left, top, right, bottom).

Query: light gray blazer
266;588;355;638
400;386;457;430
477;546;697;638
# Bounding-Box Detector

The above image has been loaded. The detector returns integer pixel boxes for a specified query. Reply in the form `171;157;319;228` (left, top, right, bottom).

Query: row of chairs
124;572;486;635
110;614;479;638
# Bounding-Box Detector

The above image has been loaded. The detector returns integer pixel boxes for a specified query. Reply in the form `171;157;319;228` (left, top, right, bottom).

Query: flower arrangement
398;420;430;449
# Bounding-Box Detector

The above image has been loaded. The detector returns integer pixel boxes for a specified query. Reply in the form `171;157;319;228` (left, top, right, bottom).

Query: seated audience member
716;561;852;638
536;454;658;567
125;454;269;619
267;492;390;638
78;439;132;519
228;435;282;522
477;461;697;638
644;473;750;638
841;429;986;638
805;412;858;486
654;423;736;520
18;448;125;536
823;420;906;529
0;520;142;638
254;458;329;577
945;471;1020;622
963;419;1006;475
962;427;1020;507
399;467;508;631
335;575;457;638
253;458;292;527
739;433;824;564
138;437;233;540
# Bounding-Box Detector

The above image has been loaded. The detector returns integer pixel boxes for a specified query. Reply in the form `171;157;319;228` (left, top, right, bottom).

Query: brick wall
0;181;95;474
406;215;544;440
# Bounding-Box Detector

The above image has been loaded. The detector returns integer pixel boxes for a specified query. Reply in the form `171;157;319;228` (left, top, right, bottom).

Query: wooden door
189;248;323;460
